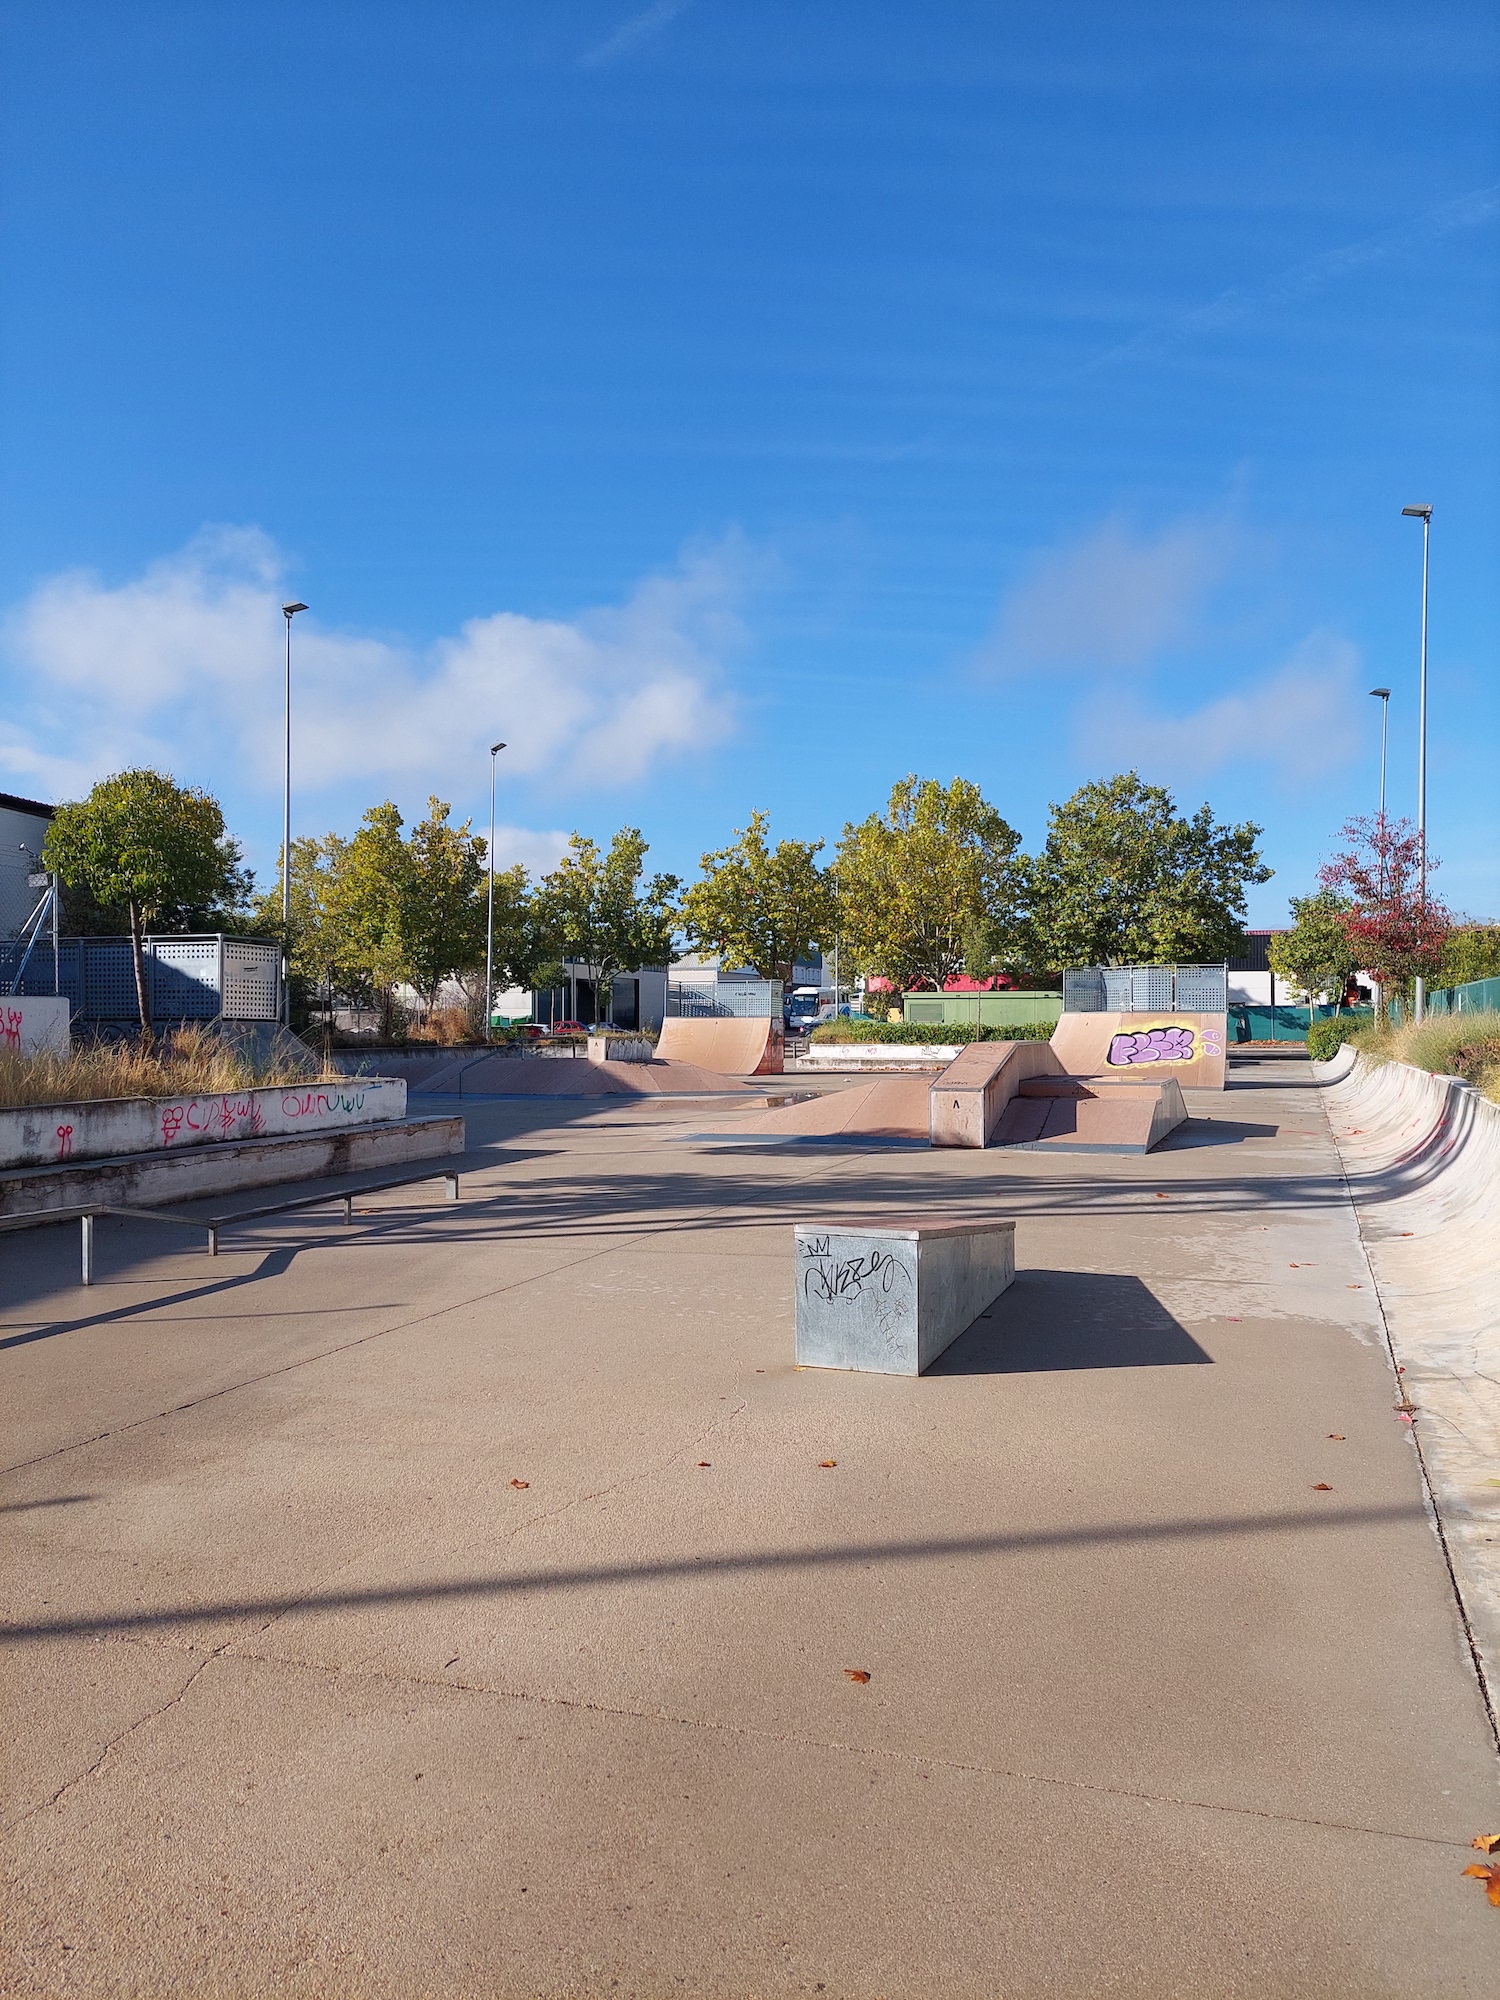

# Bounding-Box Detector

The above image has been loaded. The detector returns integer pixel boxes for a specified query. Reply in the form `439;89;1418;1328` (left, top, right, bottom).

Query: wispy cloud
1073;630;1364;784
1089;181;1500;371
1;527;747;860
581;0;694;69
974;513;1238;675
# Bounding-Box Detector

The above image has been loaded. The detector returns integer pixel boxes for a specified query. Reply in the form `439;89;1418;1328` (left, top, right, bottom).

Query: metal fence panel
0;934;280;1022
667;977;782;1019
1064;965;1228;1012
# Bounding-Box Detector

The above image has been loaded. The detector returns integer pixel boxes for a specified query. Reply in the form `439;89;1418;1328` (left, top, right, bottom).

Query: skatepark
2;1024;1497;1997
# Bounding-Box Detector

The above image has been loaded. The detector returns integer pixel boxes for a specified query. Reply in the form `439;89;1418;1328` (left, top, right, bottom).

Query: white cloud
2;526;743;829
1074;630;1364;783
581;0;693;68
976;514;1236;674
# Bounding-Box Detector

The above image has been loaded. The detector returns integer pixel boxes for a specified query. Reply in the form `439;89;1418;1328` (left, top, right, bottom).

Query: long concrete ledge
1316;1046;1500;1715
0;1115;464;1219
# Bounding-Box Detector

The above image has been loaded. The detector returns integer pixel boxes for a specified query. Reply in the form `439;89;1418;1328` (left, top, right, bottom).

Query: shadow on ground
933;1270;1212;1374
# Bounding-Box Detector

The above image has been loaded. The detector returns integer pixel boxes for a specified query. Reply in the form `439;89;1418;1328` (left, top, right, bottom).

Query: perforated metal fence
0;935;282;1022
1062;964;1229;1012
666;977;783;1019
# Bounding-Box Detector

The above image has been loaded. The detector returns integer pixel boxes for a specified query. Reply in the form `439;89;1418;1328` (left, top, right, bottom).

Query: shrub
0;1023;331;1110
1306;1016;1367;1062
1325;1008;1500;1104
808;1018;1054;1046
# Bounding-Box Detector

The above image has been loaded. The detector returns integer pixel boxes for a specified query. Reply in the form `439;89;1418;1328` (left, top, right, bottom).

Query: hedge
1306;1016;1368;1062
808;1019;1054;1046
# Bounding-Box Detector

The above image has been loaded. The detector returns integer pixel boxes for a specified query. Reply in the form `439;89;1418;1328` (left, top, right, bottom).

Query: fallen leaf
1486;1479;1500;1490
696;1461;711;1468
1154;1193;1168;1199
1312;1483;1333;1492
818;1460;837;1468
1398;1231;1413;1237
1228;1317;1241;1322
509;1478;529;1489
1346;1284;1362;1290
1327;1434;1345;1441
1462;1862;1500;1906
1397;1365;1406;1373
844;1668;871;1684
1473;1833;1500;1854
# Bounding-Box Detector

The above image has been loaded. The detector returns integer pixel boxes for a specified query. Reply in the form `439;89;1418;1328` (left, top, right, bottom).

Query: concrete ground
2;1057;1497;1998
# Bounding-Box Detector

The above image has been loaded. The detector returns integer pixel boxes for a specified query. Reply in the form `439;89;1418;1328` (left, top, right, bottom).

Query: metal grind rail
0;1166;460;1286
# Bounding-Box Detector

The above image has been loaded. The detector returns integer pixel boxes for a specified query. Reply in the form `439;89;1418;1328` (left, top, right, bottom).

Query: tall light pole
1401;505;1432;1021
485;741;506;1043
281;601;308;1029
1368;687;1391;823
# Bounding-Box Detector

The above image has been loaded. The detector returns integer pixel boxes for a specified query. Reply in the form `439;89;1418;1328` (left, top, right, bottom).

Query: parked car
511;1023;548;1042
549;1020;588;1037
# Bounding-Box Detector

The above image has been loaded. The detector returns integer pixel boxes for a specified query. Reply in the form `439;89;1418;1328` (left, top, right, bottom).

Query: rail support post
445;1173;459;1202
80;1213;94;1287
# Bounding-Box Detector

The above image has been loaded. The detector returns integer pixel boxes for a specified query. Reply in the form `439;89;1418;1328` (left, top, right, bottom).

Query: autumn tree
681;811;837;987
1022;773;1271;969
536;829;680;1026
1268;892;1362;1010
43;769;249;1032
835;776;1023;998
1318;814;1450;1011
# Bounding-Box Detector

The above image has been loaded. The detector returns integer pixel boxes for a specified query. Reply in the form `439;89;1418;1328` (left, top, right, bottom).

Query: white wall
0;800;53;936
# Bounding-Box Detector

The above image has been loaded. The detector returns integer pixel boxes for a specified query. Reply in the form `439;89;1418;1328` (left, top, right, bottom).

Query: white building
0;792;54;938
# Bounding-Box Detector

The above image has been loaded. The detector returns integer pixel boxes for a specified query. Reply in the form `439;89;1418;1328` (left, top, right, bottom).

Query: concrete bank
0;1115;463;1218
1317;1045;1500;1717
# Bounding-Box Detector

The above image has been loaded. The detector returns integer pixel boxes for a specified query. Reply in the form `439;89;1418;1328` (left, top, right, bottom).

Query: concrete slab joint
794;1216;1016;1374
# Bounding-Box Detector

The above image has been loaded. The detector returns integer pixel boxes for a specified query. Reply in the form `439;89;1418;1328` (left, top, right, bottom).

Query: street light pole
485;741;506;1043
1368;686;1391;823
280;601;308;1029
1401;506;1432;1022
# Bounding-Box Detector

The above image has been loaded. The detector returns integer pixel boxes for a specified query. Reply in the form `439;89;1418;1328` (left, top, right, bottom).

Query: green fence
903;990;1063;1030
1403;975;1500;1020
1229;1003;1372;1043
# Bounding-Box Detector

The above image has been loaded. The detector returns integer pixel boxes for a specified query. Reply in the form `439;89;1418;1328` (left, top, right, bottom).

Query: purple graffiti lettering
160;1105;186;1143
1107;1026;1197;1067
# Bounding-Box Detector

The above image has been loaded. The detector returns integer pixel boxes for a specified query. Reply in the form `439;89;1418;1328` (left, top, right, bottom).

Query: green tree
1023;773;1271;968
537;829;680;1026
1439;926;1500;988
43;768;248;1032
398;798;489;1008
1269;892;1362;1008
834;776;1023;999
681;811;837;987
325;803;410;1036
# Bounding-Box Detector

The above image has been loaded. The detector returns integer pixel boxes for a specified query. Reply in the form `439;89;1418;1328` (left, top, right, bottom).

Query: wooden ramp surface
655;1017;784;1074
1049;1011;1228;1090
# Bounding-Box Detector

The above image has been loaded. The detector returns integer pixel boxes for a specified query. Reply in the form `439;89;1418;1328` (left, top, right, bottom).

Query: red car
549;1020;587;1037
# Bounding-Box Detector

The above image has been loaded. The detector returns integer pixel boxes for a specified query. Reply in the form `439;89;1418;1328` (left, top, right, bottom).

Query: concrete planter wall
0;994;71;1056
0;1076;406;1172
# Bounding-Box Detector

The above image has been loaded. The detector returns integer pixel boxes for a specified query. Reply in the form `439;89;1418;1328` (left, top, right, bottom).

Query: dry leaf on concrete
696;1461;711;1468
1312;1483;1333;1492
1473;1833;1500;1854
509;1478;529;1489
1461;1862;1500;1906
844;1669;871;1684
1327;1434;1345;1441
818;1460;837;1468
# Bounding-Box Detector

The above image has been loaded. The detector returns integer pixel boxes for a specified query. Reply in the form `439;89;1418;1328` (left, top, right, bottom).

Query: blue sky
2;1;1496;925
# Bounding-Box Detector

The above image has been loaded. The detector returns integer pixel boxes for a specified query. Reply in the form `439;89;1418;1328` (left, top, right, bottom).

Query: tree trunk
128;901;153;1038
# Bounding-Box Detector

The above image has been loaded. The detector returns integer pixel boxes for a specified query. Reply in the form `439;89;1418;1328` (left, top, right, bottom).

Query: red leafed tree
1318;815;1451;996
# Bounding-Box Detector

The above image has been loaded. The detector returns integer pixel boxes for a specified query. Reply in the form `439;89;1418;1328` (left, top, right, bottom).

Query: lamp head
490;740;507;755
282;600;308;617
1400;505;1432;520
1369;687;1391;699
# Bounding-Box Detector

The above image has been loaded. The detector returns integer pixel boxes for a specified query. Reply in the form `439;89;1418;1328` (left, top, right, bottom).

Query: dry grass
0;1024;333;1111
1352;1008;1500;1104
